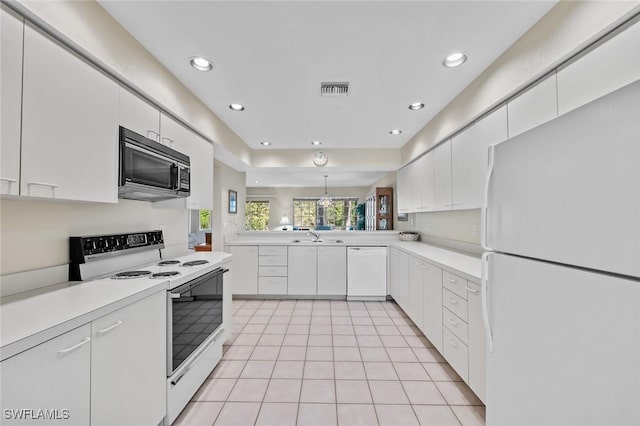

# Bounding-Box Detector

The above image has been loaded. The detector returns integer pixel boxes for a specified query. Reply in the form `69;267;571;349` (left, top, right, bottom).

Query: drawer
258;255;287;266
259;245;287;256
443;307;468;345
258;276;287;294
259;266;287;277
443;327;469;382
443;270;468;300
443;288;468;322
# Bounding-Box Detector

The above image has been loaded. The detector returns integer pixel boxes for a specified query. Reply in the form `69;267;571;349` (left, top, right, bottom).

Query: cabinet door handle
447;298;458;305
147;130;160;141
58;337;91;356
96;320;123;335
447;317;458;326
466;286;479;294
0;177;17;183
448;338;458;347
161;137;174;147
447;277;458;284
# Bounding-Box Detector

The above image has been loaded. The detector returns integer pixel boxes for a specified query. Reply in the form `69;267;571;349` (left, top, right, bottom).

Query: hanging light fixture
318;175;333;208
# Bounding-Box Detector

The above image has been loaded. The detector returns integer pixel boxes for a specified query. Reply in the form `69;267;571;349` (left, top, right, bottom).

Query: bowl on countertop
398;232;420;241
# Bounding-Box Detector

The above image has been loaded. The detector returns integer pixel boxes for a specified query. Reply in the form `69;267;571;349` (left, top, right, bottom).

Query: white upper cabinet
118;86;160;140
451;107;507;210
21;24;119;202
508;73;558;138
186;132;214;211
396;166;412;213
557;19;640;115
0;6;23;196
414;152;435;212
433;140;453;210
160;111;190;152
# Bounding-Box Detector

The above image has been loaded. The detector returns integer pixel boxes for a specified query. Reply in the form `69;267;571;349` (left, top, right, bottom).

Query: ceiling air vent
321;82;349;97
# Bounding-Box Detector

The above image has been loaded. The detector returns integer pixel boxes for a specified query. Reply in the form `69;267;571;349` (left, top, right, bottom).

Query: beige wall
0;199;188;275
212;160;246;250
402;1;640;164
246;186;370;230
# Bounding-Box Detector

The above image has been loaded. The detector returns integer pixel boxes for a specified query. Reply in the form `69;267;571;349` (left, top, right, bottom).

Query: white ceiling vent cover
321;82;349;97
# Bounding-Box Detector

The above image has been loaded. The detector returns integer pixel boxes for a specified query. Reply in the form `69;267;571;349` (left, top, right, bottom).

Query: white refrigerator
482;80;640;425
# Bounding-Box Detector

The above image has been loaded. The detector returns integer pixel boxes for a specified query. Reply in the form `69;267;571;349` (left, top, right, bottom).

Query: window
245;201;270;231
293;198;358;230
199;210;211;230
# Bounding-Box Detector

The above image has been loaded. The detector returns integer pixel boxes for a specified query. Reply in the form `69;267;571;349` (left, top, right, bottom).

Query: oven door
167;268;227;377
122;142;176;190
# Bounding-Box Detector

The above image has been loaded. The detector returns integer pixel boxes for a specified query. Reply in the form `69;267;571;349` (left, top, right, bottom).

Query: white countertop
226;234;480;282
0;251;232;361
390;241;481;282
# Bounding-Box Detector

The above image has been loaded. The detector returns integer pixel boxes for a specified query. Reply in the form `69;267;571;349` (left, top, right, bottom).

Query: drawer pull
447;298;458;305
146;130;160;141
466;286;479;294
448;338;458;347
0;177;17;183
447;317;458;326
447;277;458;284
58;337;91;356
97;320;124;335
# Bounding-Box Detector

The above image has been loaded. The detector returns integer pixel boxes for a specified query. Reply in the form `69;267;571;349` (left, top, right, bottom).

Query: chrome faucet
307;230;320;242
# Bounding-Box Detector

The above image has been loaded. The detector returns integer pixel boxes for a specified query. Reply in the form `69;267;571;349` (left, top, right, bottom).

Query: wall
246;186;370;230
0;198;188;275
212;160;246;251
402;1;640;165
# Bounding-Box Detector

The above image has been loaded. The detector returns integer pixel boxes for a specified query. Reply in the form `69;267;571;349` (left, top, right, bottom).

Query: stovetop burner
158;260;181;266
182;260;209;267
151;271;180;279
111;270;152;280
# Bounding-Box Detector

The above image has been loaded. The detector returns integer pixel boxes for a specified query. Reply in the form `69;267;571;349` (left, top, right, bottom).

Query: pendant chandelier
318;175;333;208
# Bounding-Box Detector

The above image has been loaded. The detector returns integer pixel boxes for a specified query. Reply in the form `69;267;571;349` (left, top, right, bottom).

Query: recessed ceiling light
260;141;271;146
443;52;467;68
189;56;213;72
389;129;402;135
229;104;245;111
311;141;322;146
409;102;425;111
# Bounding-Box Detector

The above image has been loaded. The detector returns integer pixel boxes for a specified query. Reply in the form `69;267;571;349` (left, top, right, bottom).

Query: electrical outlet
427;223;432;231
473;224;478;235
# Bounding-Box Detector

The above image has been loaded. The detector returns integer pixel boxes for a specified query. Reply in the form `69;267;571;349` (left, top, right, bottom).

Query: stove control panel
70;230;164;263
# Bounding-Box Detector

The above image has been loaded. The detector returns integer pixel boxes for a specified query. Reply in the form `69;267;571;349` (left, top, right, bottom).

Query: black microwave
118;127;190;201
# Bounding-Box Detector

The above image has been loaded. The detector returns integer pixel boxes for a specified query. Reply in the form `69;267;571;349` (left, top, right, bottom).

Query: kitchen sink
290;239;344;244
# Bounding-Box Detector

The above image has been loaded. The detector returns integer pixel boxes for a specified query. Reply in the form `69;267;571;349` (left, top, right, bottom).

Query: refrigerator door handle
481;144;496;251
481;252;494;353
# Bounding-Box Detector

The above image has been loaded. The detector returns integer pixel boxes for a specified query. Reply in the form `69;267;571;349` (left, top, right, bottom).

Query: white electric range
69;231;232;425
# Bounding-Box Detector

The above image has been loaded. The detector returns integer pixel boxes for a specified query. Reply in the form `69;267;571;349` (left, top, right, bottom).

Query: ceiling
99;0;556;187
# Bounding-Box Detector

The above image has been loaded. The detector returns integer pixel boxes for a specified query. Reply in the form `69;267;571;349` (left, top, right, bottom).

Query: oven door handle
170;327;225;386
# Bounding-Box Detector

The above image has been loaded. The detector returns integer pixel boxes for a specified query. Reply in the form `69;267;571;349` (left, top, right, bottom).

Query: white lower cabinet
408;257;425;330
0;324;91;426
90;291;166;426
467;281;486;403
317;246;346;295
421;262;443;353
0;291;166;426
228;246;258;295
390;248;410;310
443;327;469;381
288;246;317;295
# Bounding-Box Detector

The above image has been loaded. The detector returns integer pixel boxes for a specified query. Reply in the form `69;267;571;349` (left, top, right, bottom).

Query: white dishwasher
347;246;387;301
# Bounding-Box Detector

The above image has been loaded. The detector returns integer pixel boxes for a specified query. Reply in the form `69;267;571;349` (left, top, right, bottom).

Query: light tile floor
173;299;485;426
